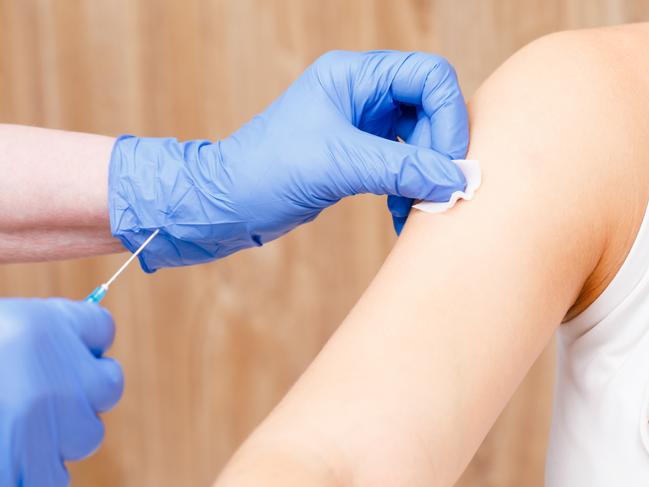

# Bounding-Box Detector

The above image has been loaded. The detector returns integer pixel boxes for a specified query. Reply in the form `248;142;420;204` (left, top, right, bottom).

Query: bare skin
0;125;120;261
212;24;649;486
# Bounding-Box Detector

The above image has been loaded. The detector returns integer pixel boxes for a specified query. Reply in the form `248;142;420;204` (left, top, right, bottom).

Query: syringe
85;229;160;303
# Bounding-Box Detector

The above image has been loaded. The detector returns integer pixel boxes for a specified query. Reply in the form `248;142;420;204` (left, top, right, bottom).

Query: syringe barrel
85;285;108;304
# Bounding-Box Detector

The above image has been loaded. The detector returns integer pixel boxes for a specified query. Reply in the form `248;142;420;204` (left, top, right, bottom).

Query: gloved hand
0;299;123;487
109;50;469;271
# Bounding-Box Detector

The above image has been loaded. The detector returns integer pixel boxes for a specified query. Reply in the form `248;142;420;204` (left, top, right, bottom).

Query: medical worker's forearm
0;51;470;269
0;124;122;262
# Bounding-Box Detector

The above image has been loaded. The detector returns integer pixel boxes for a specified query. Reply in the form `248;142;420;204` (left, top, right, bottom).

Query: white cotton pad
413;160;481;214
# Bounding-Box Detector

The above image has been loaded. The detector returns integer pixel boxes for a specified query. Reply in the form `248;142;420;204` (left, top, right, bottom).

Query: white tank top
545;204;649;486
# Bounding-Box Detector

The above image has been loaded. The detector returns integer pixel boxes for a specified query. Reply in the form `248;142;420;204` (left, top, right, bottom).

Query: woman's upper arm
215;26;649;487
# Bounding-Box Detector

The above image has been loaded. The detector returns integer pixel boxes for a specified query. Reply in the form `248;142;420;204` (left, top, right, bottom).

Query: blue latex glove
0;299;123;487
109;50;469;271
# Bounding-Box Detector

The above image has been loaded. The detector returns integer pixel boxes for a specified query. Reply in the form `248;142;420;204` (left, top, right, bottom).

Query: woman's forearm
0;124;122;262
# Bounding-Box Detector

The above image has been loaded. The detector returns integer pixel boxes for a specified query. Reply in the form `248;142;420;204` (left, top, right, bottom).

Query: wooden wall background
0;1;647;485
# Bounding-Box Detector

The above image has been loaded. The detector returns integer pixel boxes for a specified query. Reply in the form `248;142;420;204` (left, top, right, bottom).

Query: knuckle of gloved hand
306;50;363;93
435;58;460;90
311;50;359;81
411;54;457;95
433;54;453;72
414;51;453;75
315;49;348;66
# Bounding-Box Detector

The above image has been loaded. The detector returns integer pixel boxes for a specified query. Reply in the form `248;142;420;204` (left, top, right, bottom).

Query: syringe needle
105;229;160;288
85;229;160;303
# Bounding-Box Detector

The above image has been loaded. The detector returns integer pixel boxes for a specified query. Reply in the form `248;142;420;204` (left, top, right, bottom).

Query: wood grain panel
0;1;647;485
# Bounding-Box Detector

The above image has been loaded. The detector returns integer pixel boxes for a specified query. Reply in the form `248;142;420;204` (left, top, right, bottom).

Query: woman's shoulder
468;23;649;320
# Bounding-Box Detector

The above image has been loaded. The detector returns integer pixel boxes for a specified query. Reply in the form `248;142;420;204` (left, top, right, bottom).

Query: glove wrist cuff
109;135;252;272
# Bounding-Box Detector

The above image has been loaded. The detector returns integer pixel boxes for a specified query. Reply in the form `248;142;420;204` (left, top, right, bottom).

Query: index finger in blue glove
387;51;469;158
346;130;466;201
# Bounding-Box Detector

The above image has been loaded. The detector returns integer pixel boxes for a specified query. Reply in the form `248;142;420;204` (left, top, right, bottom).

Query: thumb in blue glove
0;298;123;487
109;50;469;271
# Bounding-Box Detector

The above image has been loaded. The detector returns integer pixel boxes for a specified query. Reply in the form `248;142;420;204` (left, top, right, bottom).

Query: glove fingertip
387;195;414;218
392;216;407;236
424;153;467;200
86;306;116;357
